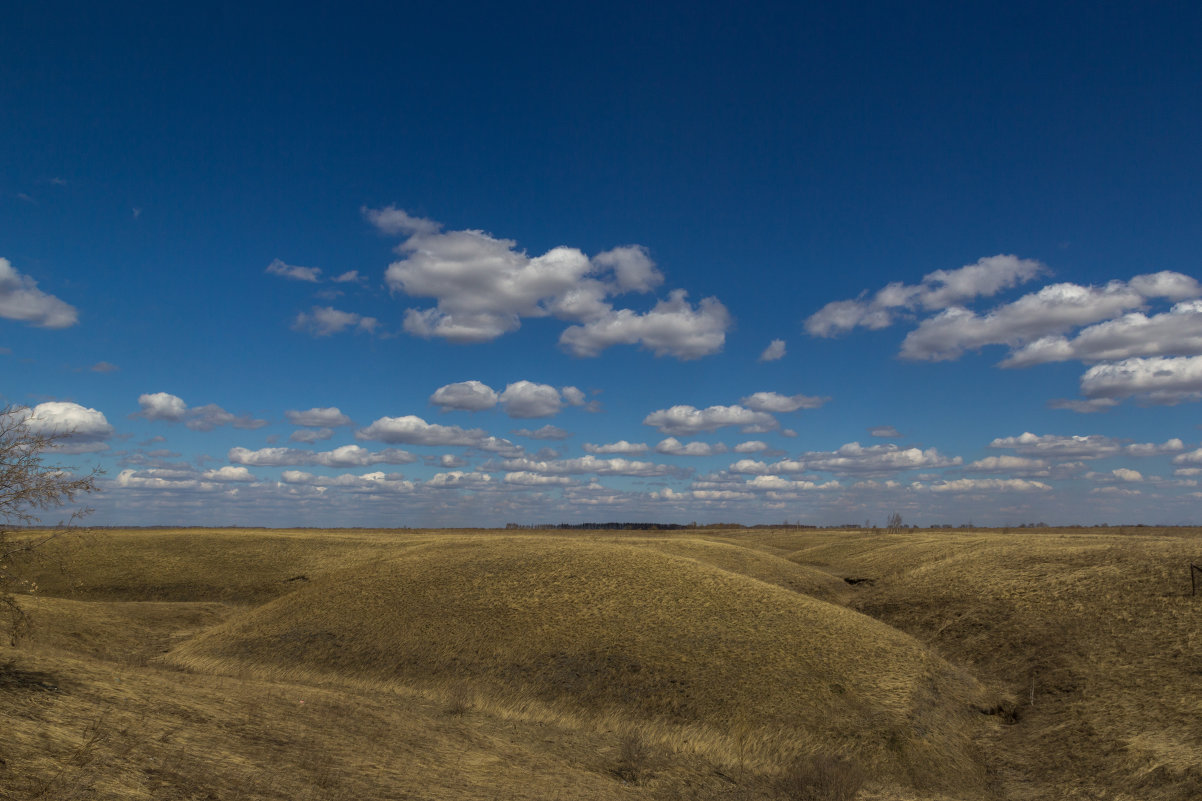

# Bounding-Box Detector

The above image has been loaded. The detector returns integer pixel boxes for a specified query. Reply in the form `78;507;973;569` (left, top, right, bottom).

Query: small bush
776;753;864;801
614;730;652;784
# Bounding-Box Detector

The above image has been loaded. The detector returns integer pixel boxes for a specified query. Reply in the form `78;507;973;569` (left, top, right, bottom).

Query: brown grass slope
736;527;1202;801
167;535;993;794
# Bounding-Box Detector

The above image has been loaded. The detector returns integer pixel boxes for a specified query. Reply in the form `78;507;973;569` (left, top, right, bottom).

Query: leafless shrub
776;753;865;801
0;404;100;645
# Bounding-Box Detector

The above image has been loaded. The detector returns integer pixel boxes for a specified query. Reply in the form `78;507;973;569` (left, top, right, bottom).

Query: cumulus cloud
643;404;778;436
137;393;267;431
583;440;648;455
739;391;828;413
512;425;570;440
290;428;334;443
136;392;188;422
229;444;416;467
733;440;770;453
367;206;730;358
592;245;663;292
202;466;256;482
1111;468;1143;482
356;414;487;447
285;407;353;427
1047;397;1120;414
281;470;414;491
561;386;586;406
921;478;1052;493
1125;438;1184;456
499;381;563;418
266;259;322;282
1078;355;1202;404
806;255;1046;337
868;425;901;438
499;454;688;478
1002;299;1202;368
0;257;79;328
759;339;786;362
800;442;960;475
426;471;492;489
898;272;1201;363
655;438;726;456
17;402;113;452
988;432;1124;459
430;380;499;412
503;471;575;486
558;290;730;359
292;306;379;337
967;455;1050;474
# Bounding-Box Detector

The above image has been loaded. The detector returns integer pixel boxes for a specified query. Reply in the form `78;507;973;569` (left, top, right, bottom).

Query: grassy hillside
2;526;1200;800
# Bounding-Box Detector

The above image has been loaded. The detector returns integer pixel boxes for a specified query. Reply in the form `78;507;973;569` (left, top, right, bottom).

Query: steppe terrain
1;526;1200;800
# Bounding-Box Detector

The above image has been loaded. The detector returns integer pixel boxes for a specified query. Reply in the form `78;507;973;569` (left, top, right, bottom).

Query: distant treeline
503;522;826;530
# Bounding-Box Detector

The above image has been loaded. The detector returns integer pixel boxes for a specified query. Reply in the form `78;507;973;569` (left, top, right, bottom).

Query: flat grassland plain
1;527;1200;800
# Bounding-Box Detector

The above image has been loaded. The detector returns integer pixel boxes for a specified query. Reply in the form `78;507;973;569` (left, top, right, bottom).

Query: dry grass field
1;526;1200;800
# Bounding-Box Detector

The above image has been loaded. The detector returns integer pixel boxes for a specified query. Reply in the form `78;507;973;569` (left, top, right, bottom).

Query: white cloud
367;206;731;358
1111;468;1143;482
921;478;1051;493
138;393;267;431
281;470;414;490
655;437;726;456
733;440;769;453
361;205;441;236
202;466;256;482
356;414;487;447
229;444;416;467
426;471;493;489
1047;397;1120;414
643;404;777;436
290;428;334;443
1078;355;1202;404
561;386;586;406
292;306;379;337
739;391;827;413
1172;448;1202;466
0;257;78;328
558;290;730;359
1125;438;1184;456
266;259;322;282
806;255;1046;337
869;425;901;438
430;380;499;411
503;471;574;486
137;392;188;422
899;273;1201;362
988;432;1123;459
1002;299;1202;368
583;440;649;455
286;407;353;427
803;442;959;475
499;454;687;478
499;381;562;418
592;245;663;293
743;475;837;492
759;339;786;362
967;455;1050;474
513;425;570;440
19;402;114;447
332;270;363;284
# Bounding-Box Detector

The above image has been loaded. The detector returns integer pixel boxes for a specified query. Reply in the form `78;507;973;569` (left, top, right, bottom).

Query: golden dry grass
2;526;1200;800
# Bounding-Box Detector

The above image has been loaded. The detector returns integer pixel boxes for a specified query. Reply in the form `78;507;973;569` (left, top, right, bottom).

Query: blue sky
4;1;1202;527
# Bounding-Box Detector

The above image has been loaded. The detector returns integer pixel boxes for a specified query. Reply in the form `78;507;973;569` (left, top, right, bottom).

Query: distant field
2;526;1200;800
